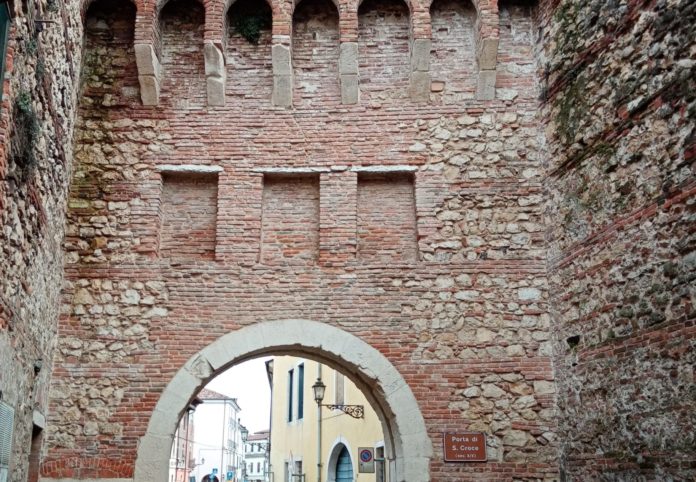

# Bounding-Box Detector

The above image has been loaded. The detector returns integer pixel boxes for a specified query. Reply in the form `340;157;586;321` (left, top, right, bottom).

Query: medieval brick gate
0;0;691;479
41;0;561;479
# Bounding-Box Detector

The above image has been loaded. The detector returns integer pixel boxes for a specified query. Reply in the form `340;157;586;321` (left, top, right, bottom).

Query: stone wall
44;0;559;479
540;0;695;479
0;0;81;480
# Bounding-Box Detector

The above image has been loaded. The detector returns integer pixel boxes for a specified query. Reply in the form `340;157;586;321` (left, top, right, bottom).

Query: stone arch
80;0;140;105
133;319;431;482
326;437;355;482
358;0;411;101
292;0;340;105
81;0;138;20
225;0;273;17
357;0;410;15
156;0;206;16
428;0;477;101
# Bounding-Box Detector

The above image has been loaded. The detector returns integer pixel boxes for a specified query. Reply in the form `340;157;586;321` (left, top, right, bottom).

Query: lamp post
312;374;365;482
312;379;364;419
313;372;324;482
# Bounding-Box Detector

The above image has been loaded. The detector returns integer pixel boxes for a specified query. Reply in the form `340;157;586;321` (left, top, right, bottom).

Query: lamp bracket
324;404;364;419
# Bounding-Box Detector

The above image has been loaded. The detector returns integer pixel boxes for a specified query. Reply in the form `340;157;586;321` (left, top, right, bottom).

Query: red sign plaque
443;432;487;462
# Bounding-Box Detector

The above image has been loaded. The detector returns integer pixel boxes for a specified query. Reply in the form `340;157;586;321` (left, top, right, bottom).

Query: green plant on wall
10;91;41;179
231;10;271;44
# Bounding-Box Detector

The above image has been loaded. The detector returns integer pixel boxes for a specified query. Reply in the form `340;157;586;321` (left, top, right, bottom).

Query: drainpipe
317;363;322;482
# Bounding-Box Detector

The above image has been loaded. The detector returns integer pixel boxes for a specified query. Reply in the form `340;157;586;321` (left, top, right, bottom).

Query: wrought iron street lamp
311;378;364;419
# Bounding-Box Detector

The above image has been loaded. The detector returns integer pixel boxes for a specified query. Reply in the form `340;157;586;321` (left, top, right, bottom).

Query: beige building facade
268;357;387;482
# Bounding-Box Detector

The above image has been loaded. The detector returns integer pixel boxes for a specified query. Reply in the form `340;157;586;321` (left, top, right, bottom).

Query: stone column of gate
474;0;499;100
338;1;359;104
134;4;163;106
204;0;227;107
408;5;431;102
272;0;294;107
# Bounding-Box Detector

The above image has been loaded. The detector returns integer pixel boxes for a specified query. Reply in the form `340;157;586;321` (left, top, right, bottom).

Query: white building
243;430;270;482
192;389;245;482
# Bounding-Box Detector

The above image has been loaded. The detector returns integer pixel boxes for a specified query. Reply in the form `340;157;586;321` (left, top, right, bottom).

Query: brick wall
358;0;410;102
429;0;476;103
160;173;219;259
160;0;207;109
226;0;273;101
292;0;340;106
261;174;320;264
357;173;418;263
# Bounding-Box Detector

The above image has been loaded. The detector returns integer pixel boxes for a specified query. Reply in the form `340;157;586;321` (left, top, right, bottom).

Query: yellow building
267;357;388;482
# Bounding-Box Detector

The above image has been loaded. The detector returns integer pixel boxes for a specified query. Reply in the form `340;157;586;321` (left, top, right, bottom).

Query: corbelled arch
133;320;432;482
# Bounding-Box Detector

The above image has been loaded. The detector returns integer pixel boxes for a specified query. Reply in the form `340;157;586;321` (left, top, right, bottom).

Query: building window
297;363;304;420
334;372;345;405
287;368;294;422
294;461;302;480
375;445;385;482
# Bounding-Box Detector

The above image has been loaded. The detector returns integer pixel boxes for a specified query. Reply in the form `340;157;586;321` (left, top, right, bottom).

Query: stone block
410;38;431;72
134;43;160;77
133;434;172;482
476;70;496;101
272;44;292;75
204;41;226;79
341;74;359;104
206;76;226;107
477;37;499;71
138;75;160;106
145;408;179;438
408;71;430;102
339;42;359;74
273;74;293;107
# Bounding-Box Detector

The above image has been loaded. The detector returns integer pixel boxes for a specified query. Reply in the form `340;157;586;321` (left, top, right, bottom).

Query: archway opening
133;320;431;482
497;0;538;100
80;0;139;109
292;0;340;106
429;0;477;103
159;0;206;107
357;0;410;102
226;0;273;102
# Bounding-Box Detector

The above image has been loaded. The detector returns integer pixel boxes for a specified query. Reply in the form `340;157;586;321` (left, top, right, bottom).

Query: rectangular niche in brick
357;172;418;263
261;174;320;264
160;173;218;259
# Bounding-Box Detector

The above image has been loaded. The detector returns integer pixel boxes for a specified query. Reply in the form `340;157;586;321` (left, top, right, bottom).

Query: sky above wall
205;356;273;434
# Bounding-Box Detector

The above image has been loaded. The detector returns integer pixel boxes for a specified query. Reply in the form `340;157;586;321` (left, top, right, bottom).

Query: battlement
81;0;533;107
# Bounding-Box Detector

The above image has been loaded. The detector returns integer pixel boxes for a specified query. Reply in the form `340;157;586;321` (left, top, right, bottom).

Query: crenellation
77;0;527;107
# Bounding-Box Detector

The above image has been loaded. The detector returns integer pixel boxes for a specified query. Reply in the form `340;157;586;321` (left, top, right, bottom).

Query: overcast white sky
204;356;273;435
